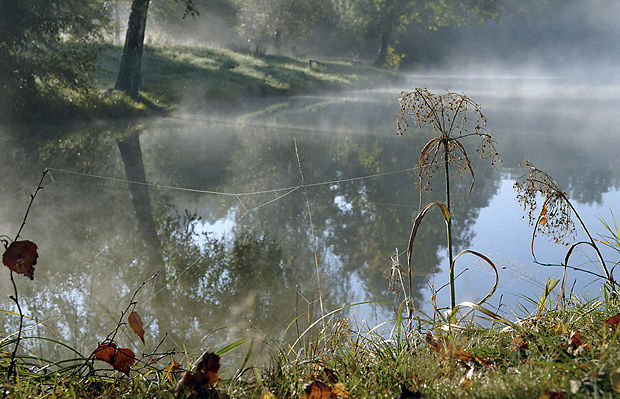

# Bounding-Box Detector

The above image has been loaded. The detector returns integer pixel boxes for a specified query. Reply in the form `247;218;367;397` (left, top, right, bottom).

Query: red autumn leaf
112;347;136;374
2;240;38;280
128;310;145;345
93;342;135;374
605;313;620;332
94;342;116;363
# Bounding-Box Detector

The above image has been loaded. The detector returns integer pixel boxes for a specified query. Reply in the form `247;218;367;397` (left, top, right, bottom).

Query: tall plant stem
443;140;455;309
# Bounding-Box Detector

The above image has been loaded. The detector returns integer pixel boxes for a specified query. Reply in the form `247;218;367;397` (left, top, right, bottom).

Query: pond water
1;72;619;368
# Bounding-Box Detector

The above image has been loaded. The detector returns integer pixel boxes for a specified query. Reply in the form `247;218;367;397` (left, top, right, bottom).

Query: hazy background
128;0;620;74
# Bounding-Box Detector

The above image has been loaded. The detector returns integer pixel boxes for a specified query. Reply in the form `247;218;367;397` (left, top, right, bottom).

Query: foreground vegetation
2;284;620;398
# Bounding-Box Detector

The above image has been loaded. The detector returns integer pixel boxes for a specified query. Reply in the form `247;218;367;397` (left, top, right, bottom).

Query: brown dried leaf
128;310;145;345
540;390;565;399
94;342;116;363
610;369;620;393
164;361;183;384
331;382;349;398
301;379;332;399
112;347;135;374
93;342;135;374
510;336;528;353
180;352;222;395
568;330;587;355
605;313;620;332
2;240;38;280
321;367;339;384
425;332;444;353
451;347;474;363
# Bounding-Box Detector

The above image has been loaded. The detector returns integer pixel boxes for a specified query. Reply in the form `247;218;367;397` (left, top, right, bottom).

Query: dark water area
1;73;619;367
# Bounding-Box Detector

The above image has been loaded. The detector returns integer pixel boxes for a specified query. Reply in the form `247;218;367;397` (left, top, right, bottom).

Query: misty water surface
0;73;619;365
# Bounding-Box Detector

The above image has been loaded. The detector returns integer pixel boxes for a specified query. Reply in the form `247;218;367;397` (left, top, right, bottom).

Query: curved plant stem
566;199;612;283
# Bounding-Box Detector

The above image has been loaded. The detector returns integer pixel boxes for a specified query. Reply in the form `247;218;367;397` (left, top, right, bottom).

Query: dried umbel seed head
514;161;576;244
396;88;501;192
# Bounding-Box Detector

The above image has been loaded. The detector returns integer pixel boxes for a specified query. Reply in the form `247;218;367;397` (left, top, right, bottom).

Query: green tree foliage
333;0;500;66
234;0;335;54
148;0;238;44
0;0;110;116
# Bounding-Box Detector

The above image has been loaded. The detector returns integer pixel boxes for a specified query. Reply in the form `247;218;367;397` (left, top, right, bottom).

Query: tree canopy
0;0;110;115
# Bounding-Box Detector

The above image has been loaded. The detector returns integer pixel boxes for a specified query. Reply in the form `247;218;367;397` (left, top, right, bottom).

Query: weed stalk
4;170;48;382
397;89;500;313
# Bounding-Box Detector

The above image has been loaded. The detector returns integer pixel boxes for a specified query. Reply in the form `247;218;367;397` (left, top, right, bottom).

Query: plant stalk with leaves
0;170;47;381
514;160;616;292
396;88;501;310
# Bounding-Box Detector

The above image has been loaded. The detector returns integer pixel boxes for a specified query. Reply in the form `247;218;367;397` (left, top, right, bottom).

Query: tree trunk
115;0;150;98
274;29;282;55
374;33;389;67
117;132;166;291
117;131;171;333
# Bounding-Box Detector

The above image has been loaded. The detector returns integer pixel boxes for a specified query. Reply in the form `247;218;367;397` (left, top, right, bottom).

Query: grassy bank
93;44;402;115
4;43;402;123
3;293;620;398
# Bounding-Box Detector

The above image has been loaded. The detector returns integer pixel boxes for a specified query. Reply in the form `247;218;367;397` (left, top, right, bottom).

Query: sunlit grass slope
93;44;402;113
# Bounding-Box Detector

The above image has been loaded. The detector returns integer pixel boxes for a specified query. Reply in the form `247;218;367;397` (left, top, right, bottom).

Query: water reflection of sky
424;176;620;320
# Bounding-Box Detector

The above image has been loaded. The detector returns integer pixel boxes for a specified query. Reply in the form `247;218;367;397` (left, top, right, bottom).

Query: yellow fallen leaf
331;382;349;398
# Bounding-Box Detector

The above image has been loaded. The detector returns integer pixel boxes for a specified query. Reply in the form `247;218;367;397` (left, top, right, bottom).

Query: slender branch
6;272;23;382
15;170;48;242
6;169;48;383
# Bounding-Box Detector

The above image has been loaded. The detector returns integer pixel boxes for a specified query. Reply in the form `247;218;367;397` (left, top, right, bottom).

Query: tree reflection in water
0;83;618;365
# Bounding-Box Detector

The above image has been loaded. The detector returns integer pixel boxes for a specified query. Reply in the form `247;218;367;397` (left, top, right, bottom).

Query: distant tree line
0;0;610;117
